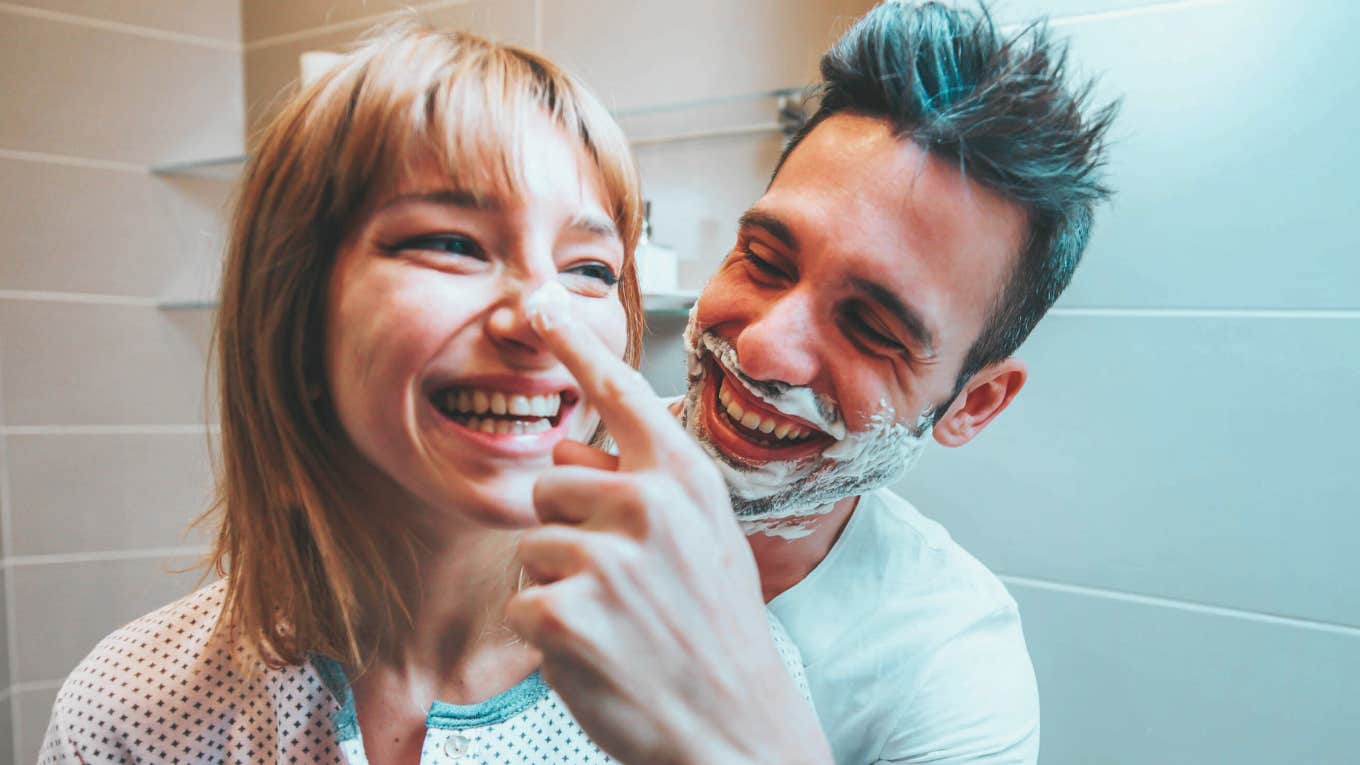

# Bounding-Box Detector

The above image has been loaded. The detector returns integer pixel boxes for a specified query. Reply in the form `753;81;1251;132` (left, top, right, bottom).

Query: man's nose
732;291;820;388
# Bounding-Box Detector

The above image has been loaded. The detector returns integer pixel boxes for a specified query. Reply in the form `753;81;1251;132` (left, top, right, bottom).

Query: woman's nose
485;275;554;361
732;292;820;387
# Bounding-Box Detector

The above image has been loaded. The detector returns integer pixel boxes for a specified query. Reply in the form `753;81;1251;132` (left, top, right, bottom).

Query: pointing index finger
526;282;687;459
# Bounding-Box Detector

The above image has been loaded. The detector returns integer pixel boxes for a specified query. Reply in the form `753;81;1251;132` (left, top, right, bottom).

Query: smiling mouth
431;387;577;435
706;358;831;453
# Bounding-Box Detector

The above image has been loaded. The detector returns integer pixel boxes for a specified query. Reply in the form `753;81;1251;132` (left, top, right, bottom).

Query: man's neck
745;494;860;602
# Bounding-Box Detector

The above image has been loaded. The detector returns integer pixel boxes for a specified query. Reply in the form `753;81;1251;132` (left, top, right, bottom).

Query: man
509;2;1117;763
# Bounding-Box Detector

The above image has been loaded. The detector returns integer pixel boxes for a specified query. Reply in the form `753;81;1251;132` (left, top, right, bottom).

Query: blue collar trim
425;671;550;730
308;654;551;736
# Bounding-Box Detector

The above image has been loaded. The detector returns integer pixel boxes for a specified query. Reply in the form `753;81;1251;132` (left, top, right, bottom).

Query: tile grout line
0;2;240;52
1050;307;1360;319
2;288;1356;318
0;317;22;763
3;546;212;569
1000;574;1360;637
244;0;479;51
2;426;220;437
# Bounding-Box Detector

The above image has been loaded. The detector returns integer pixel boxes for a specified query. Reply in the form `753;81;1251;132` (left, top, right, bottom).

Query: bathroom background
0;0;1355;762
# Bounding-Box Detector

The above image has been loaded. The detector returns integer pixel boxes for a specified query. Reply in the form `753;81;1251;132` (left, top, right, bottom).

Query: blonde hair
205;22;643;670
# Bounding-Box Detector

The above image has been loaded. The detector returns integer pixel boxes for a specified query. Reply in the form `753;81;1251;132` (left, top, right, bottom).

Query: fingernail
525;281;572;333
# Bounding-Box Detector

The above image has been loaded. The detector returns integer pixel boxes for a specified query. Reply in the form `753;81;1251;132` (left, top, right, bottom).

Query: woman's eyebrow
377;188;495;214
567;213;619;240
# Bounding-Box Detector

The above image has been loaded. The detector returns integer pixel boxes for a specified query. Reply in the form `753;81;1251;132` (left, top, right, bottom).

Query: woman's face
324;115;629;529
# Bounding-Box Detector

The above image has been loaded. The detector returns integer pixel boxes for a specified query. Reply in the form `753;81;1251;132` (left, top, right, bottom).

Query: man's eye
744;249;789;280
390;235;484;259
845;311;906;353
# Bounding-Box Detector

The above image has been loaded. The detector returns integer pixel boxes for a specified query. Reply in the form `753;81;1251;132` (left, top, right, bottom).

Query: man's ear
933;357;1027;448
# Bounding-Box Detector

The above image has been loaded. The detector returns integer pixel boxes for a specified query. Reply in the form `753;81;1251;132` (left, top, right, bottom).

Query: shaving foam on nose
525;281;571;332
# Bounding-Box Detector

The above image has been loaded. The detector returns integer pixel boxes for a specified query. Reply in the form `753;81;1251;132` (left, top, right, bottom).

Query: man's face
682;113;1028;523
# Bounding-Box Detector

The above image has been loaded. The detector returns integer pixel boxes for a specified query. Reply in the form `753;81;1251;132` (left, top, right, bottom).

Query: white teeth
441;388;562;417
718;382;815;442
478;418;497;434
725;399;745;421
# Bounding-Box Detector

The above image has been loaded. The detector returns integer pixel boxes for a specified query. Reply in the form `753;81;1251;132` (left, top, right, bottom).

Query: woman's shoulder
40;580;335;763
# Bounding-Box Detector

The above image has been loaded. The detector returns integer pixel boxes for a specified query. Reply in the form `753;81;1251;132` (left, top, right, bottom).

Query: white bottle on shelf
636;200;678;295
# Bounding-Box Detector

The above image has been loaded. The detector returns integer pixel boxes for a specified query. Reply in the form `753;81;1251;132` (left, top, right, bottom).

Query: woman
40;23;804;764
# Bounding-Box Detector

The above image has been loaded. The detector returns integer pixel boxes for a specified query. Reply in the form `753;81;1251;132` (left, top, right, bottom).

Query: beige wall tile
4;0;241;42
0;569;9;690
0;695;12;765
900;314;1360;627
243;0;454;43
0;300;215;427
15;685;58;765
12;555;204;684
244;0;535;138
0;159;231;298
542;0;874;112
0;13;243;165
7;433;215;556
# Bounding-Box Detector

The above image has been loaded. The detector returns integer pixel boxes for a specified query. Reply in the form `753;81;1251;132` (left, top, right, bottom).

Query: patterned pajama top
40;580;810;764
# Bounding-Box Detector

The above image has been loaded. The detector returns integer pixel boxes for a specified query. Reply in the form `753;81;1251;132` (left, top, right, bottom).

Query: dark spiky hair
776;0;1118;407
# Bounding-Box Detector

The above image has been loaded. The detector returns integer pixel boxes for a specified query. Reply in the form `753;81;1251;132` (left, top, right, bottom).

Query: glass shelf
151;154;247;178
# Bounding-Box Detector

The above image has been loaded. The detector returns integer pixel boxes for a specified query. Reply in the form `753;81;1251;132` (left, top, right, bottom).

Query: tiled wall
0;1;241;760
611;1;1359;763
910;0;1357;762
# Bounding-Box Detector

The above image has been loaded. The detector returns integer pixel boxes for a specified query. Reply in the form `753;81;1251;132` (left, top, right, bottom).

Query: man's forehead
756;114;1027;335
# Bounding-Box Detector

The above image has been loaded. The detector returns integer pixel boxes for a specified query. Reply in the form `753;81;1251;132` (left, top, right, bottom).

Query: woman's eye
390;234;484;260
559;261;619;297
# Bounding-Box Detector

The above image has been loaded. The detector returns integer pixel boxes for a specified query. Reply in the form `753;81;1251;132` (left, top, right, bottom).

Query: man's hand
505;292;833;765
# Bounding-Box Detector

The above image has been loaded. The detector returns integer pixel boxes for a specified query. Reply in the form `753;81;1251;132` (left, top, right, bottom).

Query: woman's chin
420;473;543;531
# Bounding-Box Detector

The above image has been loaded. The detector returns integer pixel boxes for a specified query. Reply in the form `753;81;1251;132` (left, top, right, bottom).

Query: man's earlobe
933;358;1028;448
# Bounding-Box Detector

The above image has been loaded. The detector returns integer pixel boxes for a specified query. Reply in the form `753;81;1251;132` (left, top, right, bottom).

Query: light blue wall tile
1011;581;1359;765
0;695;12;765
1056;0;1360;309
897;313;1360;627
15;685;57;765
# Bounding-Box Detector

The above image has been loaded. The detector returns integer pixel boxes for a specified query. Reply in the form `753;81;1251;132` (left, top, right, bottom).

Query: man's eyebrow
737;209;799;251
377;188;497;214
847;276;938;356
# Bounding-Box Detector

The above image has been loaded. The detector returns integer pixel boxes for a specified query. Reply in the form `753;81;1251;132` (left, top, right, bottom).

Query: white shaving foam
524;280;571;325
681;311;934;523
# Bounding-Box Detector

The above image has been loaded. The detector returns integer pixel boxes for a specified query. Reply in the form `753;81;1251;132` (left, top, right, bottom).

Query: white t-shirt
41;579;810;764
769;488;1040;764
